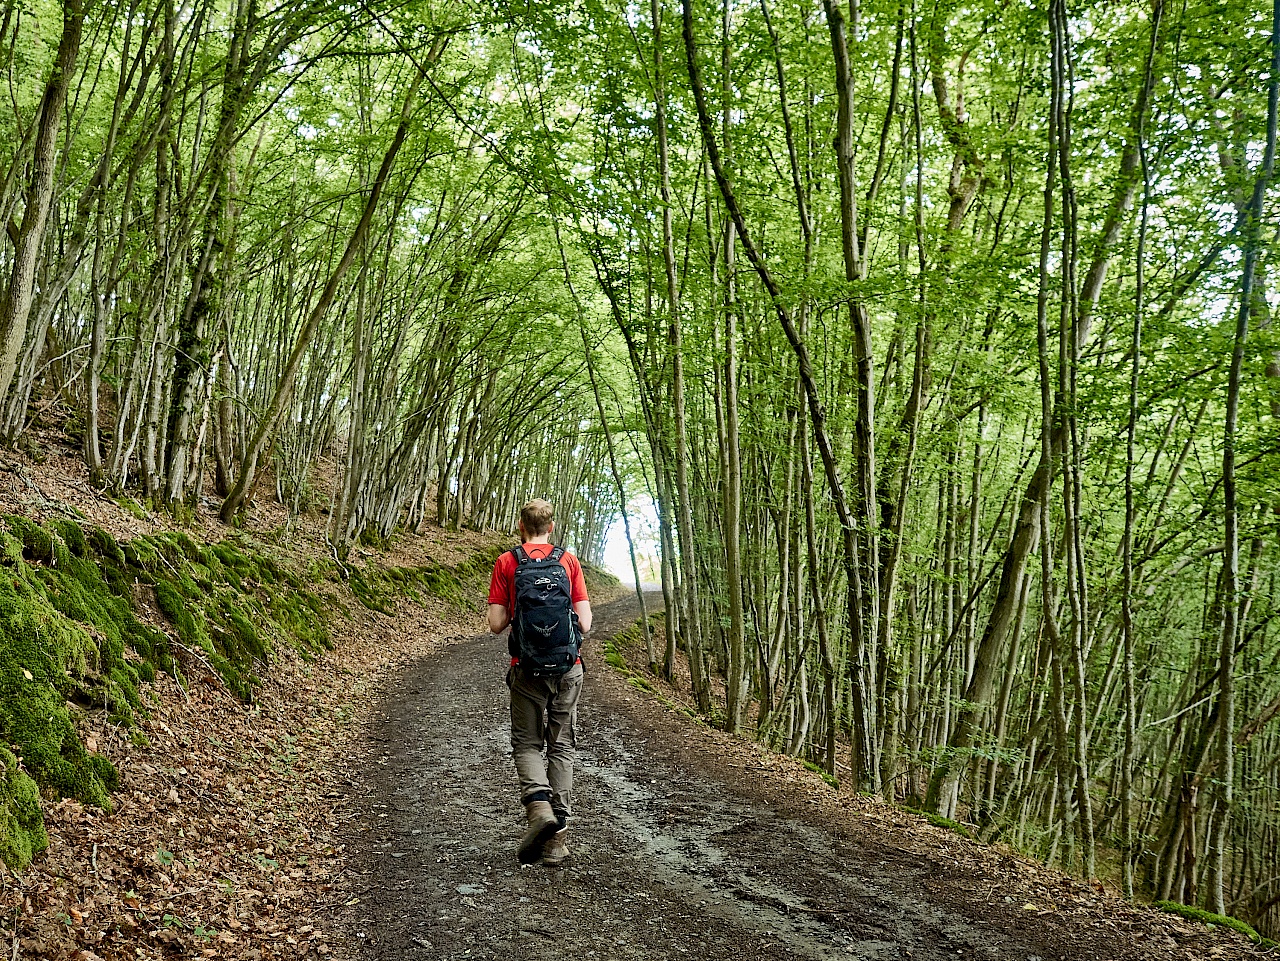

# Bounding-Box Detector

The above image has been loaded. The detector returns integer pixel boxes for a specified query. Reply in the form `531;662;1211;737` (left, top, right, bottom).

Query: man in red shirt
488;498;592;866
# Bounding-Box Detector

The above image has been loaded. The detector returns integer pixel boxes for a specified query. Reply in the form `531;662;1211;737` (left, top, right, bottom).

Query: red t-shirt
487;542;589;613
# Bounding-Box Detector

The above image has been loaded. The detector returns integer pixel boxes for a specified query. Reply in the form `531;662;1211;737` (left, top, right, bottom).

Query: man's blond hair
520;498;555;536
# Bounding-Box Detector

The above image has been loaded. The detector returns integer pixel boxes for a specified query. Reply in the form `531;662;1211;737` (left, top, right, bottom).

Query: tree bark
0;0;84;406
1207;0;1279;912
656;0;712;714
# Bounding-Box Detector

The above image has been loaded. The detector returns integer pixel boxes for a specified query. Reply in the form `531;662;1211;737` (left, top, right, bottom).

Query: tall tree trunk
719;0;748;733
656;0;711;714
928;0;1165;812
165;0;254;503
1120;0;1164;897
0;0;84;408
685;0;875;787
1207;0;1279;912
823;0;883;791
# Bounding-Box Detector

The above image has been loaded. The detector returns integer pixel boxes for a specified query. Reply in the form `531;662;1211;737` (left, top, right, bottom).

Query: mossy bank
0;517;499;872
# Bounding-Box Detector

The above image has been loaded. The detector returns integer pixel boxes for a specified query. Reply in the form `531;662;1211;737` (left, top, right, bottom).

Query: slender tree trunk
553;220;655;668
0;0;84;408
1121;0;1164;898
686;0;876;788
165;0;254;503
1208;0;1279;911
656;0;711;714
823;0;883;791
1049;0;1096;877
718;0;748;733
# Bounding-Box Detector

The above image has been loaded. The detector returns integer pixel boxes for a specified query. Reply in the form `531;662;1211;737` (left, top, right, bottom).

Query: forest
1;0;1278;937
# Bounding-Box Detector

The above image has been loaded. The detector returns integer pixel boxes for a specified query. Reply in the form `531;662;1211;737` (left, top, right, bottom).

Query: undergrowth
0;518;337;871
603;614;706;727
345;546;504;614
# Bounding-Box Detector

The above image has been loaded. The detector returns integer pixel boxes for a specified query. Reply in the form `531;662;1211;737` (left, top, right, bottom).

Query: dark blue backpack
511;545;581;676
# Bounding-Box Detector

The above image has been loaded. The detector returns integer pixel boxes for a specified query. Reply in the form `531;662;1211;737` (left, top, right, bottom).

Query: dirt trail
333;595;1238;961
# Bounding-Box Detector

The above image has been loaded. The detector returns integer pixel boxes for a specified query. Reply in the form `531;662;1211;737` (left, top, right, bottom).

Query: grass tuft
802;760;840;789
901;806;977;840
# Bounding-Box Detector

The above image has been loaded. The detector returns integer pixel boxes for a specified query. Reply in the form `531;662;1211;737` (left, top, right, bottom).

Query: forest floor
0;440;1269;961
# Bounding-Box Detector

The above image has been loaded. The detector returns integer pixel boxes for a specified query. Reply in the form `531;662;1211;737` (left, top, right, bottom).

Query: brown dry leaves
0;550;488;961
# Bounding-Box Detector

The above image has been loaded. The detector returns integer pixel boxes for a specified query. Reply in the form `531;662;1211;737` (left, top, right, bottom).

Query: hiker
487;498;592;866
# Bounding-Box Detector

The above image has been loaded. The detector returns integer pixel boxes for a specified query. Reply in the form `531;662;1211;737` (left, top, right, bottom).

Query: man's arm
487;552;512;635
567;554;592;634
488;603;510;634
573;600;592;635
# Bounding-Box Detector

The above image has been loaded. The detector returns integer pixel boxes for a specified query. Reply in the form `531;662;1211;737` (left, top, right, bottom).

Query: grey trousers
507;661;583;819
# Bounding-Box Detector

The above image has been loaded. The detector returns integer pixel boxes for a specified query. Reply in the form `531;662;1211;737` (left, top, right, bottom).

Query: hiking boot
542;829;569;866
517;800;559;864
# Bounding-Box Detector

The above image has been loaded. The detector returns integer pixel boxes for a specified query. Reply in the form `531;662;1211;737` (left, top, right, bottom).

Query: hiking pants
508;661;583;819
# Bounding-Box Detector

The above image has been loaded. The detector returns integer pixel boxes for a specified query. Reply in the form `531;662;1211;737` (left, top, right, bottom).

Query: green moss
122;537;159;572
162;499;196;526
115;496;149;521
87;528;129;593
0;529;23;565
0;747;47;870
211;542;250;573
221;603;264;658
155;580;204;649
6;515;68;567
173;533;205;564
346;568;395;614
0;640;113;809
0;516;503;874
343;545;505;616
1153;902;1271;945
267;591;330;653
256;555;286;584
802;760;840;789
455;546;503;578
416;565;464;604
902;806;977;840
52;520;86;557
0;518;168;818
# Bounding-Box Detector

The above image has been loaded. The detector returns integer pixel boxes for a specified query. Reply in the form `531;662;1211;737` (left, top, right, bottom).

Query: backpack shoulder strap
549;545;565;562
513;545;529;565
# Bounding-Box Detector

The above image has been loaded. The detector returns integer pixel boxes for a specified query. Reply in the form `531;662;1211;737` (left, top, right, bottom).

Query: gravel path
333;594;1220;961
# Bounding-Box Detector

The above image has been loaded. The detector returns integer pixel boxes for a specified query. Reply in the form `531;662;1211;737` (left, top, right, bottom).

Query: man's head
519;498;555;538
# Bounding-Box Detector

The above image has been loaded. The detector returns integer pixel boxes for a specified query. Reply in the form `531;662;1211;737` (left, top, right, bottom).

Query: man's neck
524;535;552;546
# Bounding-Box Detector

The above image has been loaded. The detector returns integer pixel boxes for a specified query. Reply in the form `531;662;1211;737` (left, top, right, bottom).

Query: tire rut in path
336;596;1085;961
